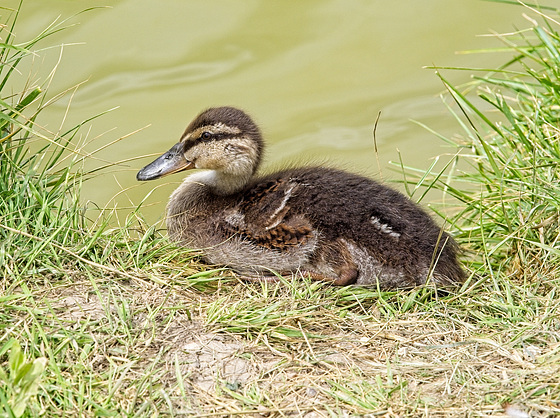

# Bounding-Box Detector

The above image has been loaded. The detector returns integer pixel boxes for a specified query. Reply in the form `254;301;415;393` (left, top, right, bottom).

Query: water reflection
9;0;527;223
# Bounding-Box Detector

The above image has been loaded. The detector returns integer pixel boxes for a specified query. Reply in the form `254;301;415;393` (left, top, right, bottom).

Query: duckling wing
224;178;316;252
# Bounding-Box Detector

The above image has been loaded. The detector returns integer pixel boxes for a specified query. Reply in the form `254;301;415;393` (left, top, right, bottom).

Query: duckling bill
137;142;194;180
137;106;464;288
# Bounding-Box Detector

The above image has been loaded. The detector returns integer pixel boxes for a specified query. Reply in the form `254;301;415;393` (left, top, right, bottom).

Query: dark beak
136;142;195;181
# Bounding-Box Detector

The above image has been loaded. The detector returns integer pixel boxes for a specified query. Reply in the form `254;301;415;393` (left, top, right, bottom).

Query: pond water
9;1;526;224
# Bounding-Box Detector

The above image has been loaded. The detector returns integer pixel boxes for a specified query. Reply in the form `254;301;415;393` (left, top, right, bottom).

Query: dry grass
4;260;557;417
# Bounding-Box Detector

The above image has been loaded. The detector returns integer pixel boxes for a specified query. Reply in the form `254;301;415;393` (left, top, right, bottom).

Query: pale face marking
370;216;400;239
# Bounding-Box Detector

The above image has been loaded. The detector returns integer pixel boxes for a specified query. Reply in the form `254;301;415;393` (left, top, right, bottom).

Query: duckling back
250;167;463;287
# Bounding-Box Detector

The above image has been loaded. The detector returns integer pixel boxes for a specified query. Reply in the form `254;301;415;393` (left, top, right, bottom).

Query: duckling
137;106;464;288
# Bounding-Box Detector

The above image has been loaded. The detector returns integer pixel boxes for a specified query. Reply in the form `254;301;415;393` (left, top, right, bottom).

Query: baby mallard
137;106;464;288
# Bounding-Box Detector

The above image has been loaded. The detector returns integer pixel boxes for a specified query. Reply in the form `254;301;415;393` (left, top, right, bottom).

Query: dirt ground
39;275;557;417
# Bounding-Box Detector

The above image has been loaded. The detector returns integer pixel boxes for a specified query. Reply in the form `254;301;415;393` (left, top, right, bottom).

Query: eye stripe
185;124;242;140
182;124;243;148
181;132;230;152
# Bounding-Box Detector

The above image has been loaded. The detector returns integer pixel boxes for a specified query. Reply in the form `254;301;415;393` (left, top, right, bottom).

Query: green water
9;1;525;223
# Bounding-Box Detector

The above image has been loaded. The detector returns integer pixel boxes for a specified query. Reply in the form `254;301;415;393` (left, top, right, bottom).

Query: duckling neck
185;169;251;196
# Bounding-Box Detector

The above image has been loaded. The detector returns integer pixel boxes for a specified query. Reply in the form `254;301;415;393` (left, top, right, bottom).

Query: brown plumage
137;106;465;288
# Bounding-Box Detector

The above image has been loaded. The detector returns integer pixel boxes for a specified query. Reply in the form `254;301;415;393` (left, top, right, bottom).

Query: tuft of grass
0;4;216;416
402;2;560;288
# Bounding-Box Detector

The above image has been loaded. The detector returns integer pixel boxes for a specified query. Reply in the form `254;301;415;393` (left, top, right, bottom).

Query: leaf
7;342;23;377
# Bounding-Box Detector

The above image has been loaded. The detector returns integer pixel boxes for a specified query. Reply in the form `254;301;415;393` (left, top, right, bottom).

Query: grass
1;1;560;417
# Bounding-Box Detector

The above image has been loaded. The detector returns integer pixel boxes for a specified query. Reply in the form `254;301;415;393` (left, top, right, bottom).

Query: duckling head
137;107;264;195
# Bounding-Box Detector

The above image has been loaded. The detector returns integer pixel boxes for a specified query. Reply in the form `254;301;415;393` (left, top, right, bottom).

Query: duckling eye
201;132;212;141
